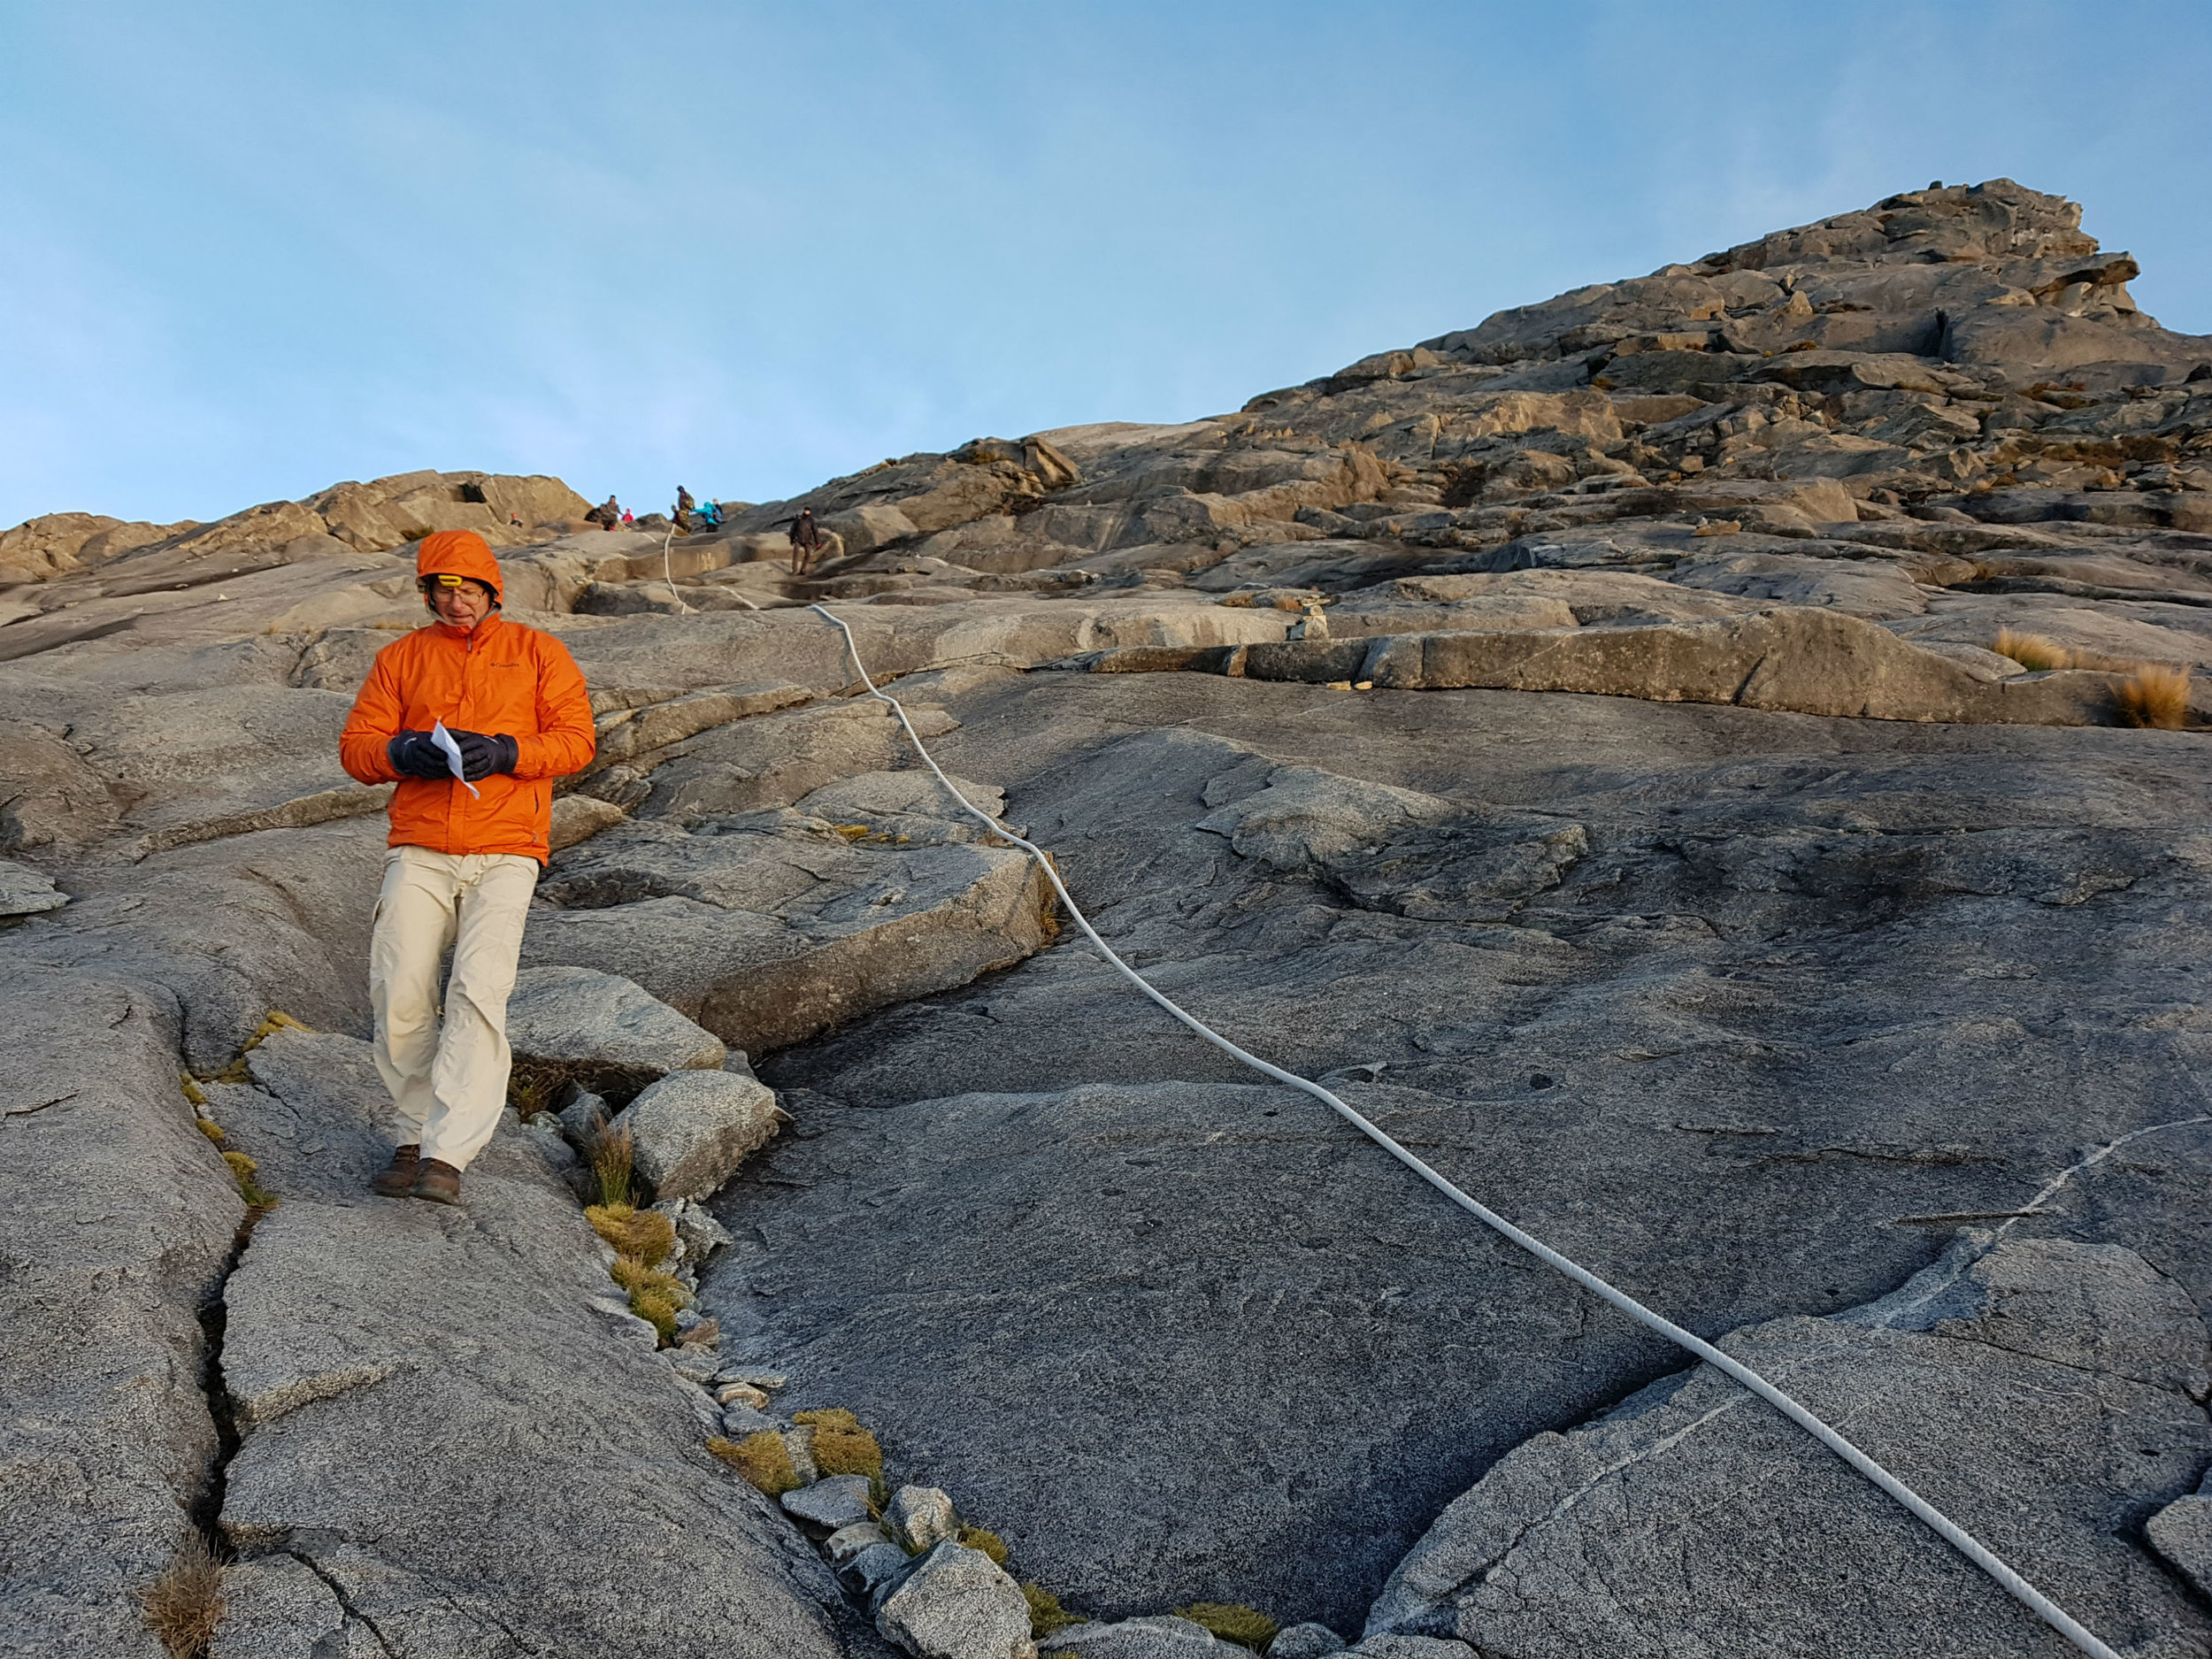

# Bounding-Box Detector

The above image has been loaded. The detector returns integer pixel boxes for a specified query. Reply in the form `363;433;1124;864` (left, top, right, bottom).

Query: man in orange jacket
339;530;595;1205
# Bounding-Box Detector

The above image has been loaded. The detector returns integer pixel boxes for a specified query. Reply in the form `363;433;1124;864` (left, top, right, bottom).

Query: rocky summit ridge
3;179;2210;1659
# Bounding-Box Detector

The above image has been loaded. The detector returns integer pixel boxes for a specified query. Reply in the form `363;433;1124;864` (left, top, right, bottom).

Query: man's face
425;578;493;630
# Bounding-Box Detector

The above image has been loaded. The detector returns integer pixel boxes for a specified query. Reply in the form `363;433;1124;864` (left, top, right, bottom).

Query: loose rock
505;964;726;1100
610;1067;781;1201
784;1474;877;1530
873;1541;1036;1659
885;1485;960;1552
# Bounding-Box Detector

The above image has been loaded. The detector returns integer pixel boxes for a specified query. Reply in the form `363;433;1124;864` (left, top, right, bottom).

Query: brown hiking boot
372;1145;419;1197
411;1157;463;1205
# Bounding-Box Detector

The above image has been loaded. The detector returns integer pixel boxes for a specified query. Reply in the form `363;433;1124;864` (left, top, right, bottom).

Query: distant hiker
621;507;634;526
337;531;595;1208
788;507;824;575
587;495;620;530
674;485;695;518
508;510;523;528
695;499;723;530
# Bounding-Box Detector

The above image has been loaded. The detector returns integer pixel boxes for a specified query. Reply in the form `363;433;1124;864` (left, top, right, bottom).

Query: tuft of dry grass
586;1202;674;1266
194;1118;225;1144
1174;1603;1278;1651
1993;627;2074;672
2114;663;2192;729
589;1116;634;1208
180;1077;207;1108
140;1533;224;1657
606;1252;689;1342
506;1063;558;1120
608;1254;687;1302
709;1430;801;1495
629;1287;682;1342
792;1408;883;1479
222;1150;277;1210
1022;1582;1081;1638
956;1524;1008;1566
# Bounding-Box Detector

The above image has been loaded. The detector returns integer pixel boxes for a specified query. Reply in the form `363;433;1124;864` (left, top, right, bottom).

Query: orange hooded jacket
339;531;595;863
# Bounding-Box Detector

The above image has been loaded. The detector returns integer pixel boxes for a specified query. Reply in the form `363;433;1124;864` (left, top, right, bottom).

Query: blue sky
4;1;2210;531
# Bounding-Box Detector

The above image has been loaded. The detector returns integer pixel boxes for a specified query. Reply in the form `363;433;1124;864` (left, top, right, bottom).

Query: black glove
388;731;449;780
449;730;519;783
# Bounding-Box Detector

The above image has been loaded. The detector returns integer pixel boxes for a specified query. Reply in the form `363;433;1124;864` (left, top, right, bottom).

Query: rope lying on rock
806;603;2119;1659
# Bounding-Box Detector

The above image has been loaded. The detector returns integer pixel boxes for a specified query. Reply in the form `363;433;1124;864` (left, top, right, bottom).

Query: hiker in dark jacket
788;508;824;575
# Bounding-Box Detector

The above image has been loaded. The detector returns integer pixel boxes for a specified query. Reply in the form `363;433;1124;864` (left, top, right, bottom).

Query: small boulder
720;1402;778;1436
1349;1639;1476;1658
826;1520;893;1564
1038;1617;1228;1655
717;1366;787;1392
2148;1479;2211;1599
549;792;627;851
610;1069;780;1202
506;965;725;1101
841;1541;911;1596
874;1541;1034;1659
782;1424;819;1485
0;858;66;917
782;1474;875;1530
652;1195;734;1261
1272;1624;1348;1658
555;1083;610;1148
885;1483;959;1552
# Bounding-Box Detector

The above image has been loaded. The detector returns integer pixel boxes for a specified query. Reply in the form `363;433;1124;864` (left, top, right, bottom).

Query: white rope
807;603;2122;1659
663;527;694;613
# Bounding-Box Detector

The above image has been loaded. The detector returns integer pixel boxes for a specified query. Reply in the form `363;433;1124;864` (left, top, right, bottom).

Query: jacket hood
416;530;503;603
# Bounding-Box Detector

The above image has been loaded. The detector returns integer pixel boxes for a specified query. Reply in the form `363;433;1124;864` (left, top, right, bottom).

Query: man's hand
388;731;449;779
449;731;519;782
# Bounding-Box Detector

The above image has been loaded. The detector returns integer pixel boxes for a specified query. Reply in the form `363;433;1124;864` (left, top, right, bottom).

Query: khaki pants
368;846;539;1171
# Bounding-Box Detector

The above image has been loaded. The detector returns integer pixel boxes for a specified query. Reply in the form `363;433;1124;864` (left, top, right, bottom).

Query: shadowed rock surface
1369;1234;2210;1656
5;180;2212;1655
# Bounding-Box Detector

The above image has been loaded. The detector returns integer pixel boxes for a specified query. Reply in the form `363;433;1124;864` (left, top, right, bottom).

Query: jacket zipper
453;624;479;852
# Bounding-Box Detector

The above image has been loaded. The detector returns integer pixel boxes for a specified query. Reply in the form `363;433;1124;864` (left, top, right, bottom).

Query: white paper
430;719;481;798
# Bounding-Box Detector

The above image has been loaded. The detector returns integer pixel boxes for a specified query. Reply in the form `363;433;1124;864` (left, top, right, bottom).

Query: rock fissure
280;1547;399;1658
188;1213;257;1549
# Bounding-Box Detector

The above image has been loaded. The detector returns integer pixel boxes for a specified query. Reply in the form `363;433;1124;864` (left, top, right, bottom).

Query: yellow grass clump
180;1077;207;1108
194;1118;225;1144
589;1117;634;1208
709;1431;801;1495
1022;1582;1082;1638
2114;663;2191;729
586;1202;674;1266
1177;1610;1283;1655
139;1533;224;1657
629;1287;682;1342
956;1525;1008;1566
1992;627;2074;671
607;1254;686;1300
1175;1603;1278;1651
792;1407;884;1479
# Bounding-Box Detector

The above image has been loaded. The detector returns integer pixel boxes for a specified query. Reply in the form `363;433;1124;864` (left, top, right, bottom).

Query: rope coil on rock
807;603;2120;1659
